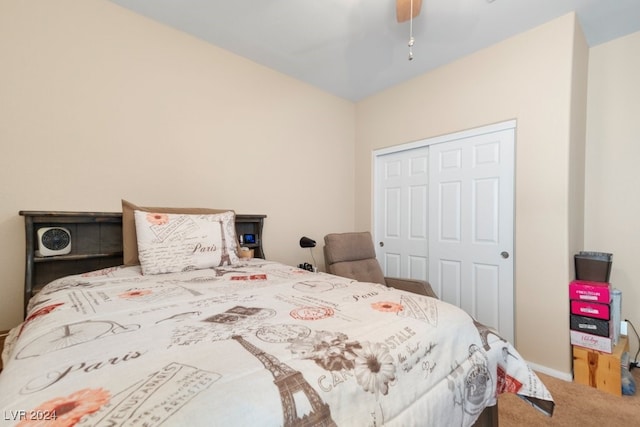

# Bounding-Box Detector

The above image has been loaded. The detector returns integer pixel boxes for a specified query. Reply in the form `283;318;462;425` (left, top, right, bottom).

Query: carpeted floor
498;368;640;426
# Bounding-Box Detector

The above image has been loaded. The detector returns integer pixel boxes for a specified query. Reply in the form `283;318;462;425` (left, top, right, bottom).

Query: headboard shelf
33;252;124;263
19;211;125;317
19;210;124;222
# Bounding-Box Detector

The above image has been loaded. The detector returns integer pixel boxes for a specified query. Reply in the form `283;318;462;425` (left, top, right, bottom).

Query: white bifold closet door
374;122;515;343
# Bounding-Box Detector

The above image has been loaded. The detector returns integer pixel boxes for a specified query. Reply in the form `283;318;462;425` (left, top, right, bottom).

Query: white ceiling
108;0;640;101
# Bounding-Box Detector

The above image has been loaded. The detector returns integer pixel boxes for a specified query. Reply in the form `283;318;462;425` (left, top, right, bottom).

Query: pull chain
408;0;415;60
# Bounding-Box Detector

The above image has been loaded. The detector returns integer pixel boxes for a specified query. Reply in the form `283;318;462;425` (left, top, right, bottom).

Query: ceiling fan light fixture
396;0;422;23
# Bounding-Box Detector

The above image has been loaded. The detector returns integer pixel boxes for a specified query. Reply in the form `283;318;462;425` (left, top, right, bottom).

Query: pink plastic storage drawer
569;280;611;303
570;300;610;320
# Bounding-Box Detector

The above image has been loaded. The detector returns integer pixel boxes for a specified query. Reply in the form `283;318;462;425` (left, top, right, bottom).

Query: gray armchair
323;231;437;298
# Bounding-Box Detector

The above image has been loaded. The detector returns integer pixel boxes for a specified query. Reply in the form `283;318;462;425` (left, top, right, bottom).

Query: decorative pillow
134;210;240;275
122;199;235;265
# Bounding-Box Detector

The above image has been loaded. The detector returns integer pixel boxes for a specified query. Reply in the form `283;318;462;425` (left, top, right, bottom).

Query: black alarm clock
243;234;256;244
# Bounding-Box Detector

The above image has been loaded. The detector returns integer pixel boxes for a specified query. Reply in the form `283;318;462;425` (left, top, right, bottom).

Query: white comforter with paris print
0;260;553;426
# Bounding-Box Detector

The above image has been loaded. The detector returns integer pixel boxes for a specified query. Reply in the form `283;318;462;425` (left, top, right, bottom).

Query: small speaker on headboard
36;227;71;257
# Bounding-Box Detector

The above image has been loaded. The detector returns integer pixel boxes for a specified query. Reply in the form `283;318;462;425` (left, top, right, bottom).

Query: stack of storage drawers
569;252;627;396
569;252;619;352
569;280;620;352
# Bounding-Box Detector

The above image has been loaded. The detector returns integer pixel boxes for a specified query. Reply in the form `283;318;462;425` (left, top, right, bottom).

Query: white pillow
134;210;240;275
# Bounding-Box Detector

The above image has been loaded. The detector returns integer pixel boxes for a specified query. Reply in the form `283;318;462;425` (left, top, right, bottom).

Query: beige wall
0;0;355;329
585;31;640;363
355;14;587;376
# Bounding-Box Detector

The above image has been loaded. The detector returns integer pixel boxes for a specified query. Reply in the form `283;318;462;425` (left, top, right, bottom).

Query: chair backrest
323;232;386;285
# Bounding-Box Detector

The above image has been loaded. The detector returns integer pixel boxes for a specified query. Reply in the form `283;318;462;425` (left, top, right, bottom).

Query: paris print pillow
134;210;240;275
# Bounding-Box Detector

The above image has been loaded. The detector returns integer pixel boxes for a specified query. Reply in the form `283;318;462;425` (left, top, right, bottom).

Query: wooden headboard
19;211;266;316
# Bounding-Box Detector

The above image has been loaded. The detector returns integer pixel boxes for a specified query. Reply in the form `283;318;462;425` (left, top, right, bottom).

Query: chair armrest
384;277;438;299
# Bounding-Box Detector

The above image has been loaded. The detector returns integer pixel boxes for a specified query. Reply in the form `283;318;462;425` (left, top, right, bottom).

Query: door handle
501;251;509;259
379;241;384;247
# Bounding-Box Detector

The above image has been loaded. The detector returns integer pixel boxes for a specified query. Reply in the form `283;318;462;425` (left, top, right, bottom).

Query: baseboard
527;361;573;381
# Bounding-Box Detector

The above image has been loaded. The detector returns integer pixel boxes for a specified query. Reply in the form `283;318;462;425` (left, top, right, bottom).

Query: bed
0;207;554;426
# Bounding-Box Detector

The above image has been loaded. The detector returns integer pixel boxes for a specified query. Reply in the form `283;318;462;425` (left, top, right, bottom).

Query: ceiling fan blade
396;0;422;23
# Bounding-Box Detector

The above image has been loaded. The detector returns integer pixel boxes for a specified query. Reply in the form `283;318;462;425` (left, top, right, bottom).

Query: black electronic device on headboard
243;234;256;244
